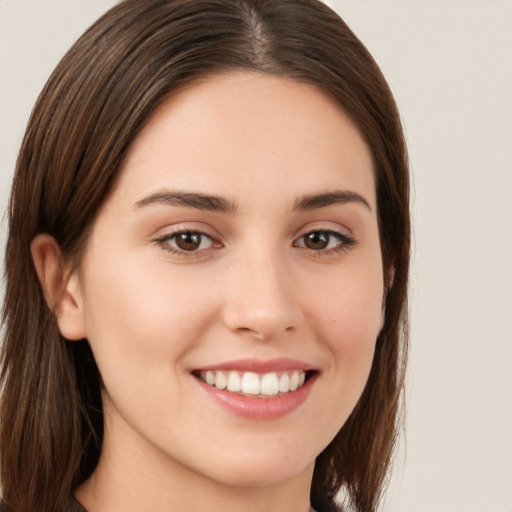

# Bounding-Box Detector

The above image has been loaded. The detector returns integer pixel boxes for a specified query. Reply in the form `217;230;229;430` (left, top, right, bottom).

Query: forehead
112;71;375;210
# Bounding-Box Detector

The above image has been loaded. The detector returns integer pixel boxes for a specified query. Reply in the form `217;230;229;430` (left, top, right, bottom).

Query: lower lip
195;373;317;420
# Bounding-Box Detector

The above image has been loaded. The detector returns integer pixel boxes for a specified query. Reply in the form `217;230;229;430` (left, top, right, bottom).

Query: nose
222;250;304;341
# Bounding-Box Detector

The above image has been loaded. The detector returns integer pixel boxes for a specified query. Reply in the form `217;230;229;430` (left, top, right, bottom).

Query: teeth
227;371;242;392
205;370;215;386
199;370;308;397
260;373;279;396
214;371;227;390
278;373;290;392
290;371;300;391
241;372;260;395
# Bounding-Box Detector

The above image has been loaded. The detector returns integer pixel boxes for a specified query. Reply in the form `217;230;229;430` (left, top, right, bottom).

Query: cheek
305;266;383;375
295;266;383;446
80;251;219;372
311;266;383;329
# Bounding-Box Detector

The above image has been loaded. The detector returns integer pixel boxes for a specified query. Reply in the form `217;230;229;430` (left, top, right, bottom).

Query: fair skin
32;72;384;512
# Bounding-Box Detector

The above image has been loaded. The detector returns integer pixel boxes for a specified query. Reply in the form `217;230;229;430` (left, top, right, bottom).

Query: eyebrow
134;189;371;214
293;190;371;212
134;191;238;214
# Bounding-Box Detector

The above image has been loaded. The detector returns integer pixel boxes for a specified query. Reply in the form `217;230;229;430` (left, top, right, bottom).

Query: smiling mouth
193;369;316;397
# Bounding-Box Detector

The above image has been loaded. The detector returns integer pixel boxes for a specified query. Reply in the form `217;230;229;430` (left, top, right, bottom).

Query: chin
199;448;314;488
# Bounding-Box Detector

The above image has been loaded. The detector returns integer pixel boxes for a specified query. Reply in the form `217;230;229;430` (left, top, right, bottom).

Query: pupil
305;231;328;250
176;232;201;250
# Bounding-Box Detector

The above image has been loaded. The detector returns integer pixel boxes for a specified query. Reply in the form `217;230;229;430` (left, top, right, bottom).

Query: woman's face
74;72;383;488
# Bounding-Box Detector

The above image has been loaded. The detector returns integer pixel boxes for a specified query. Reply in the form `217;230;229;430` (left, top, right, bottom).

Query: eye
295;229;356;253
156;230;217;254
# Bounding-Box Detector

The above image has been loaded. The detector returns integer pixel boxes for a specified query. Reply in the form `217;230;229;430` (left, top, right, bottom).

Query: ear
30;234;87;341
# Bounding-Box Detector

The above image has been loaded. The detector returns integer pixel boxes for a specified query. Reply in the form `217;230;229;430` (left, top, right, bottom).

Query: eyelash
293;229;357;255
155;229;218;257
154;228;357;258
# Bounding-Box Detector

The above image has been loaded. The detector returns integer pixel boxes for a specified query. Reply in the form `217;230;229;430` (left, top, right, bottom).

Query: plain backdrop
1;1;511;511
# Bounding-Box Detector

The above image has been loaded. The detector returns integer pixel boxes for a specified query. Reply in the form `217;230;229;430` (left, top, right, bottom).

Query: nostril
234;325;288;341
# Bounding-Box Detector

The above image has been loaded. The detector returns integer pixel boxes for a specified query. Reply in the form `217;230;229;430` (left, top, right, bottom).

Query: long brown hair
1;1;410;511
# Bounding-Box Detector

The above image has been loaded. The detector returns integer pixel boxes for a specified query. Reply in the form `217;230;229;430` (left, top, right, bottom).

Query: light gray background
1;1;511;511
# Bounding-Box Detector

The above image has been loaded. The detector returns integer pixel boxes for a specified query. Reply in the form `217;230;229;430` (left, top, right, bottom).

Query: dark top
70;499;86;512
71;498;86;512
1;496;339;511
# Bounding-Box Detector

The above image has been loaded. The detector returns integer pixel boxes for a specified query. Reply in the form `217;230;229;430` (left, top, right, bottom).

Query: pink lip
195;371;318;420
195;357;316;373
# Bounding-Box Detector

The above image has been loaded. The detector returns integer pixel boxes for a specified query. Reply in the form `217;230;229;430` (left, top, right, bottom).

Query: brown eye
304;231;330;250
158;230;215;254
175;232;202;251
295;229;356;253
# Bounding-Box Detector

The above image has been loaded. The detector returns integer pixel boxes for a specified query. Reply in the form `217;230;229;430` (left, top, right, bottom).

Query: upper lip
194;357;316;373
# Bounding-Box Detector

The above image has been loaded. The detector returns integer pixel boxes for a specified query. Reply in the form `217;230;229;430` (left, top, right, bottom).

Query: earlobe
30;234;87;341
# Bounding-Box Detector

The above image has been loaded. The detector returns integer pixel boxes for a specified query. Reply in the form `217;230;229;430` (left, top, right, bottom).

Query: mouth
193;369;316;398
191;358;319;419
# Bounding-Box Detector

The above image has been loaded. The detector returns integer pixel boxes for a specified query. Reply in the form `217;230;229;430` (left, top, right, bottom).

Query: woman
0;1;410;511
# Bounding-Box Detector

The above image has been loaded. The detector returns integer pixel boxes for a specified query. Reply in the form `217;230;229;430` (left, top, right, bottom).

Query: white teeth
227;371;242;392
289;371;300;391
279;373;290;393
241;372;260;395
278;373;290;392
260;373;279;396
205;370;215;386
199;369;308;396
214;371;227;390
